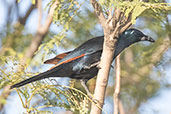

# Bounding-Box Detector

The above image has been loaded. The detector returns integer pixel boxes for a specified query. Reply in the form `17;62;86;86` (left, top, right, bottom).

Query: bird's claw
84;62;100;69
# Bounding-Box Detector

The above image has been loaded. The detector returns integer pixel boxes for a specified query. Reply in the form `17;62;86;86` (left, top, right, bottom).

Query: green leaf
131;2;147;24
32;0;36;4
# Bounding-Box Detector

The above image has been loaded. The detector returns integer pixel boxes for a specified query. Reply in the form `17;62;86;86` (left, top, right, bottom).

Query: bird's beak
141;36;155;43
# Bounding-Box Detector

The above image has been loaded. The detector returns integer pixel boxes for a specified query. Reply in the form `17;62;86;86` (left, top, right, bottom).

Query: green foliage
0;58;98;113
0;24;32;56
99;0;171;24
32;0;36;4
0;54;101;113
36;33;66;56
49;0;81;30
12;82;102;113
62;8;99;48
17;0;36;4
35;0;82;54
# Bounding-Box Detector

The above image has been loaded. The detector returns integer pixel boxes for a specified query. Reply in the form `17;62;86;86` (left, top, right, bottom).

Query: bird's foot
84;62;100;69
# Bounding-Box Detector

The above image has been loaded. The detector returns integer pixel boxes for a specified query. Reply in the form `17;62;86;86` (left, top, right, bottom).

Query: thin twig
19;4;36;25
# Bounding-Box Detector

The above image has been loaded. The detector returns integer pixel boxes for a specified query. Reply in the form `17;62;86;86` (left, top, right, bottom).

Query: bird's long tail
10;73;47;89
10;64;64;89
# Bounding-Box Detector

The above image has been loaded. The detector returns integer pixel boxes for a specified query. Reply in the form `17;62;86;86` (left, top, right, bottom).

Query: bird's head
121;28;155;43
113;28;155;58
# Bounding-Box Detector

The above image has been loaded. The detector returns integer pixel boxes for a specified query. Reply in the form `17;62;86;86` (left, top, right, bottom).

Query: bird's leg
83;61;100;69
84;61;113;69
80;79;101;105
83;61;114;70
80;79;91;95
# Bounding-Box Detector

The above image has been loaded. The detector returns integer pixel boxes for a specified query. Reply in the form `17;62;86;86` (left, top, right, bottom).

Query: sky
0;0;171;114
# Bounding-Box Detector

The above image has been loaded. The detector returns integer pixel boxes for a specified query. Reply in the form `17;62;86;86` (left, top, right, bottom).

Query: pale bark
90;37;116;114
114;55;121;114
90;0;132;114
119;100;125;114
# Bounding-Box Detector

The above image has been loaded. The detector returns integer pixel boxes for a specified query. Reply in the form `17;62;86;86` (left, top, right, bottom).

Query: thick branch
90;1;132;113
90;35;115;114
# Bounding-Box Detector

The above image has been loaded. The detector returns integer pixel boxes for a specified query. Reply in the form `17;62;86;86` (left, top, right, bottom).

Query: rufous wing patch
44;51;71;64
48;54;85;70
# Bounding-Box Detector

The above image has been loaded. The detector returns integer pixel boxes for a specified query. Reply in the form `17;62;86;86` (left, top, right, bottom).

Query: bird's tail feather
10;64;64;89
10;72;48;89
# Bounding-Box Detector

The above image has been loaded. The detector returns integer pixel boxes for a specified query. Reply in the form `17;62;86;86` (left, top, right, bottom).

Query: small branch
120;21;132;33
19;4;36;25
38;0;42;29
107;8;114;28
42;1;58;33
90;0;106;28
113;8;121;28
119;100;125;114
114;55;121;114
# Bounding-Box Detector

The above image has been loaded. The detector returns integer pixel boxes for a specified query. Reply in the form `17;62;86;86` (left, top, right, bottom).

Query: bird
10;28;155;94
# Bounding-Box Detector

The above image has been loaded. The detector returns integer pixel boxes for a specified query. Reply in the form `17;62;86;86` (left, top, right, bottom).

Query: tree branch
114;55;121;114
90;36;115;114
122;36;171;87
19;4;36;25
38;0;42;29
90;0;106;28
138;37;170;76
90;0;132;113
119;100;125;114
20;1;58;65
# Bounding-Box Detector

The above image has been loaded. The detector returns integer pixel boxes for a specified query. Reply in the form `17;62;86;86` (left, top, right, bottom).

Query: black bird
11;29;155;93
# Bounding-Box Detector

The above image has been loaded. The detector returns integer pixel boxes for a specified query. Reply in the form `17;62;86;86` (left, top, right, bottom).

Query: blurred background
0;0;171;114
